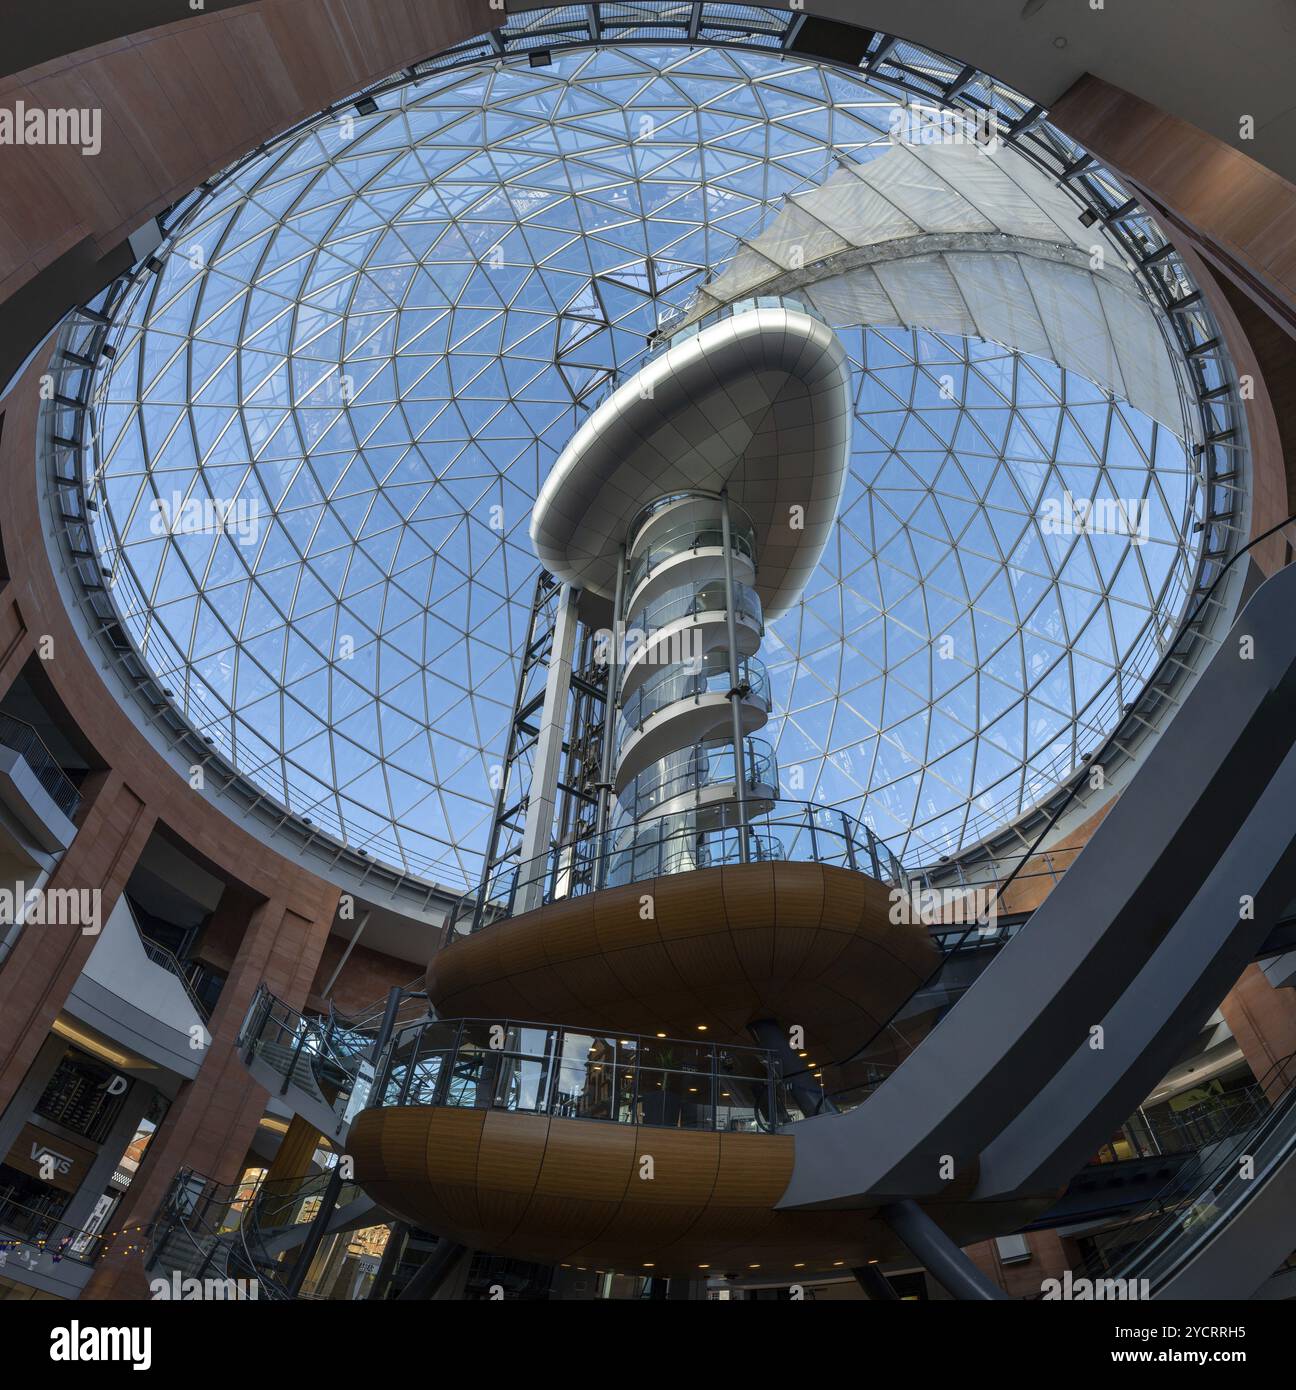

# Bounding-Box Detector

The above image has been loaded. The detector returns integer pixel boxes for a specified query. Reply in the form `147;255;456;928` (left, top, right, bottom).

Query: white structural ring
530;304;853;621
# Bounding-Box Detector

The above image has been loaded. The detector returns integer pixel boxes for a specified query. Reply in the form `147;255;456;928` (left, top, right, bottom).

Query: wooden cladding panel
350;1106;892;1276
428;862;937;1063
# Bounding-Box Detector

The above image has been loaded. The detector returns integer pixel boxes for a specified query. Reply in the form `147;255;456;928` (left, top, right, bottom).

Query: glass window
82;40;1202;889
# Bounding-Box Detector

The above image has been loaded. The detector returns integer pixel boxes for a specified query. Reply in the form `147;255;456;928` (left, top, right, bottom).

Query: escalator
780;526;1296;1224
1055;1054;1296;1299
227;521;1296;1296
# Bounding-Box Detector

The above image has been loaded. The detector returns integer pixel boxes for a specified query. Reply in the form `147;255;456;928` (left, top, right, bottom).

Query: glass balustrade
373;1018;785;1134
617;658;769;743
625;576;762;647
449;796;907;936
615;736;776;824
625;513;756;600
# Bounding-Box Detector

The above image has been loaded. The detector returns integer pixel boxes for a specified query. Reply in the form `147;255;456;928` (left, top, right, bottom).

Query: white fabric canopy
678;142;1188;436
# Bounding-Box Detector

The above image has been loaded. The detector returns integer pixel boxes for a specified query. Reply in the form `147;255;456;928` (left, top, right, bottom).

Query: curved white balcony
614;658;771;793
618;577;762;700
614;737;779;826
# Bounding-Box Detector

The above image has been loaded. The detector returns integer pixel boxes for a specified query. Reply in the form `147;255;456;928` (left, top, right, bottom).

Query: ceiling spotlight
353;96;379;116
529;49;553;68
1078;208;1099;227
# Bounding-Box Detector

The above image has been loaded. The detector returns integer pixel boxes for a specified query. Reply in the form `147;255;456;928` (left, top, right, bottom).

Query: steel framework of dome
83;30;1206;887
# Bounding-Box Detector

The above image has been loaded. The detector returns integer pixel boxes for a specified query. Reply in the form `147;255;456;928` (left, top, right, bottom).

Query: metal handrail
0;1192;103;1265
626;576;762;646
446;796;908;940
617;657;769;743
614;736;778;825
0;711;81;821
147;1166;327;1299
817;513;1296;1085
1058;1051;1296;1293
625;514;757;600
126;900;211;1022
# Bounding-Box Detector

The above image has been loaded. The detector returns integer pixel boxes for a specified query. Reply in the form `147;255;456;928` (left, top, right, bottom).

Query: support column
883;1199;1009;1301
263;1113;324;1187
283;1166;343;1298
1220;962;1296;1103
0;1033;66;1163
396;1240;468;1301
516;582;579;913
0;772;153;1118
852;1262;900;1301
719;493;749;863
749;1018;835;1118
0;598;34;706
58;1080;155;1234
83;884;338;1299
594;546;626;849
367;1221;408;1301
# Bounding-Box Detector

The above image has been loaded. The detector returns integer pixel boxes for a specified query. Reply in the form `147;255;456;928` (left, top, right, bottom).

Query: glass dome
85;39;1202;887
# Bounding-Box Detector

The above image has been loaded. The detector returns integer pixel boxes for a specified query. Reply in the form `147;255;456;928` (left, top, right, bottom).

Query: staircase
146;1166;362;1300
237;980;429;1137
249;1038;330;1105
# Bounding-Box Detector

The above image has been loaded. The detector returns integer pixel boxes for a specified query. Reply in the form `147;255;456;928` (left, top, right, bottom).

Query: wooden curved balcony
349;1104;895;1276
429;861;937;1068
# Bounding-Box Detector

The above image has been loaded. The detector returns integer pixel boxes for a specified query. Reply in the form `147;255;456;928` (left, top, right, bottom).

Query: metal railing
615;735;778;825
238;985;373;1122
237;980;430;1129
617;657;769;743
1058;1051;1296;1294
374;1017;786;1134
625;513;757;601
445;796;909;940
0;1191;102;1266
576;296;814;417
148;1165;357;1300
625;576;762;650
125;900;211;1022
0;711;81;821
